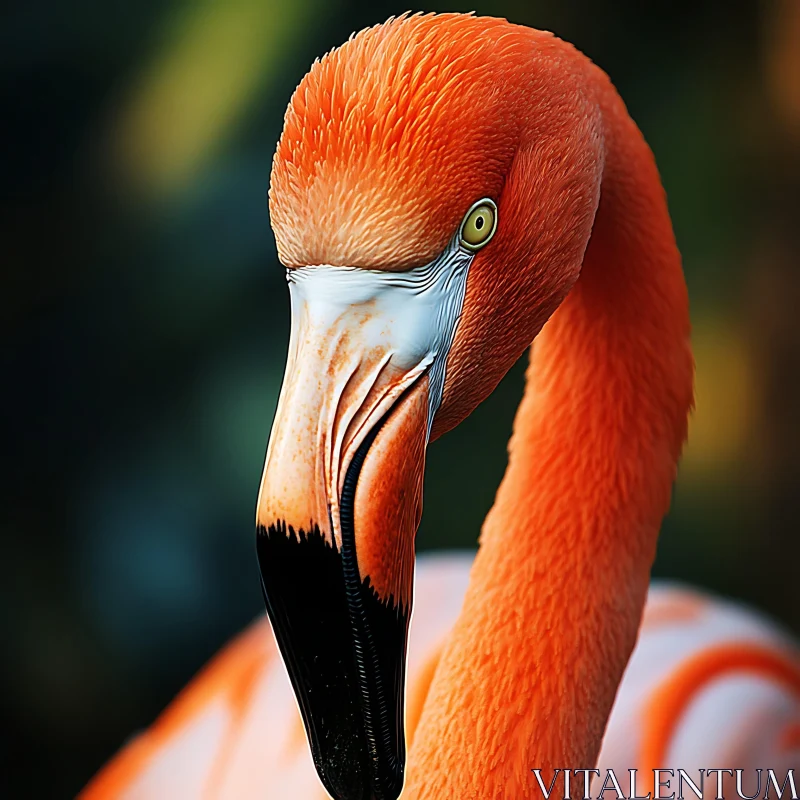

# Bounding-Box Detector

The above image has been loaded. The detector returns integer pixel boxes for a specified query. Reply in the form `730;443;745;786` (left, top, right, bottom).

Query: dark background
3;1;799;797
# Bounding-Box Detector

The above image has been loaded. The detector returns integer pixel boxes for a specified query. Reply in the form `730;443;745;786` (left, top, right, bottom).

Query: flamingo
82;13;800;800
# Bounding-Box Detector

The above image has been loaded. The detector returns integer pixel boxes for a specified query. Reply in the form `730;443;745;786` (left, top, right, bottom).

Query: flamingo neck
405;72;694;798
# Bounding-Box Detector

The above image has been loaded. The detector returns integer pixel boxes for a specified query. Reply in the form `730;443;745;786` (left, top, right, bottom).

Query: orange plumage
271;14;527;269
83;13;799;800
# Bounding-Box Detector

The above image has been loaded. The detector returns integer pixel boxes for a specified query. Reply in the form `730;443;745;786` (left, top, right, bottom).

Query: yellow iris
460;199;497;249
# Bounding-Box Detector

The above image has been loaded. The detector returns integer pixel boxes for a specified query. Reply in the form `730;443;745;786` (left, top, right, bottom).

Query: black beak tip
318;758;404;800
257;521;409;800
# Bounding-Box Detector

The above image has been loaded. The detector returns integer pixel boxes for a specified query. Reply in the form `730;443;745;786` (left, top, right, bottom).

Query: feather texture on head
269;13;535;269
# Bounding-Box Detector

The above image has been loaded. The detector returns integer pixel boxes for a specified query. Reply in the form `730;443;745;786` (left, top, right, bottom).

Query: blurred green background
3;0;799;796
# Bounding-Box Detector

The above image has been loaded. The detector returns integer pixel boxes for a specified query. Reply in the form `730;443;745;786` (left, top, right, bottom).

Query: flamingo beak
256;264;450;800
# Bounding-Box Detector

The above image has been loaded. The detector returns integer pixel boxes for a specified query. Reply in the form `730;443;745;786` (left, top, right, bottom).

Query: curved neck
405;70;693;798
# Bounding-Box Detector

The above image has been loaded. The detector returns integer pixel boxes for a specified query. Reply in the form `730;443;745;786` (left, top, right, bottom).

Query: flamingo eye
459;198;498;250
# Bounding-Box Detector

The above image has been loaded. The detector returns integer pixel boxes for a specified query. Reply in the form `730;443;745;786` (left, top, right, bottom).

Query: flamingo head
257;14;603;800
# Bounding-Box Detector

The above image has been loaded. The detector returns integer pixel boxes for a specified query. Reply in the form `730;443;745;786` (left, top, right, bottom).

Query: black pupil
475;215;484;230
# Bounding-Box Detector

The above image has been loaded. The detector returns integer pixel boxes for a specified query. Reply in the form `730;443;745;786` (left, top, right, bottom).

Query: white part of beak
256;234;475;545
287;235;474;438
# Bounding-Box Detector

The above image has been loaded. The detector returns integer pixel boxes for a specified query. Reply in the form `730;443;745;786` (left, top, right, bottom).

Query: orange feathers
270;13;536;269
